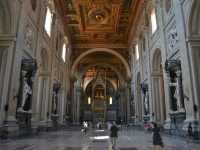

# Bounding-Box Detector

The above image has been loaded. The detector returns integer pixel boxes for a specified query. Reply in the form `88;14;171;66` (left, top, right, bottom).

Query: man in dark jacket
152;122;164;150
110;122;119;150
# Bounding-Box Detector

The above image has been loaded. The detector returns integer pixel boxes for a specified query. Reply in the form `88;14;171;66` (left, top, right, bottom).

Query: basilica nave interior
0;0;200;142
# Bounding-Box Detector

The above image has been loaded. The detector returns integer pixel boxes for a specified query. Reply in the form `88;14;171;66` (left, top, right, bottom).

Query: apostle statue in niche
17;70;34;112
52;90;57;114
141;83;149;115
17;59;37;112
52;82;61;114
21;71;33;111
168;70;179;111
144;92;149;115
174;80;181;110
165;59;184;112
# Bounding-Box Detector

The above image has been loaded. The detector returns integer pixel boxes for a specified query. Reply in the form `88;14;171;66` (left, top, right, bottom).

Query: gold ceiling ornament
88;7;111;24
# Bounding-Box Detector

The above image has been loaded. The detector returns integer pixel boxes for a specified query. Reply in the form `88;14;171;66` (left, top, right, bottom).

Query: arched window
44;7;53;36
62;43;66;62
151;8;157;34
135;44;139;60
109;97;113;105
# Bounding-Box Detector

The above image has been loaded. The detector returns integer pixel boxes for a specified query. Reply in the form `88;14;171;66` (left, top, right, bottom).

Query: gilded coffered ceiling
56;0;144;49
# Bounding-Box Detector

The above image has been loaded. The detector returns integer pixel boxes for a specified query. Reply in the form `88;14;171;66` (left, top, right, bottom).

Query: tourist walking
187;122;193;142
152;122;164;150
110;122;119;150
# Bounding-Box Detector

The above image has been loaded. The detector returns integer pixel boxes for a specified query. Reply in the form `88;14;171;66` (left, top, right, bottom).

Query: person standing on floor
187;122;194;142
83;121;88;134
110;122;119;150
188;122;193;137
152;122;164;150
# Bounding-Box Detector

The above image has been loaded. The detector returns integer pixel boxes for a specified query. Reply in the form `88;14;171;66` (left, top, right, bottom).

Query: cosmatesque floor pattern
0;128;199;150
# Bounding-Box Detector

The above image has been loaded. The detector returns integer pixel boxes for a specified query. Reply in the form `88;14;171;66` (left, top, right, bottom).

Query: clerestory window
151;8;157;34
44;7;53;36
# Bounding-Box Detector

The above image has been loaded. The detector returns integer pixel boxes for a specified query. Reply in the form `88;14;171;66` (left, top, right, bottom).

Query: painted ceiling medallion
78;1;121;33
88;7;110;24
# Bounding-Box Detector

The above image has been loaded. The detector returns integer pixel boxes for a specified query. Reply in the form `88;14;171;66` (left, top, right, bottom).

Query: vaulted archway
70;50;130;123
71;48;131;79
152;49;166;123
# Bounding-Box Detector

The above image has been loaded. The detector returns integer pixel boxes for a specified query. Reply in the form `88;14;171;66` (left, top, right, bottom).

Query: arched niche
152;49;166;123
152;49;162;72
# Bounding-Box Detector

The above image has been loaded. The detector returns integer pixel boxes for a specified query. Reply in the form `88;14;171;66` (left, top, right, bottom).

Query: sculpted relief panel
24;23;35;53
167;24;179;57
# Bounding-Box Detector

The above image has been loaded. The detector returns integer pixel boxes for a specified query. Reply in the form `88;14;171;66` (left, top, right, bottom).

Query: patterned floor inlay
64;147;81;150
12;145;31;150
1;130;199;150
89;140;108;150
119;148;139;150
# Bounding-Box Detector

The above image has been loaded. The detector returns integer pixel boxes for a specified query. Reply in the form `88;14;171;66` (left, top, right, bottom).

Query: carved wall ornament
167;25;179;52
24;24;34;51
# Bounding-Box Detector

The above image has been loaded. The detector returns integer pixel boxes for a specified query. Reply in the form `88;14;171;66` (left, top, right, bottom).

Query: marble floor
0;128;199;150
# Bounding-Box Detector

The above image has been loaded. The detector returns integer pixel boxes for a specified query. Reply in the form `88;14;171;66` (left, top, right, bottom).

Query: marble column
35;72;50;122
36;76;43;120
126;82;131;123
163;71;171;114
73;81;81;124
59;87;66;124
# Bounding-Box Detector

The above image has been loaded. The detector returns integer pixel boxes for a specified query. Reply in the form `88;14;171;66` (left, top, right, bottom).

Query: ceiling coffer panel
62;0;140;46
55;0;146;49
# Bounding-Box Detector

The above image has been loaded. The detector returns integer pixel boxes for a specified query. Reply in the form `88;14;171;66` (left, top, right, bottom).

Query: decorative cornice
72;43;128;49
0;34;16;41
0;34;16;46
